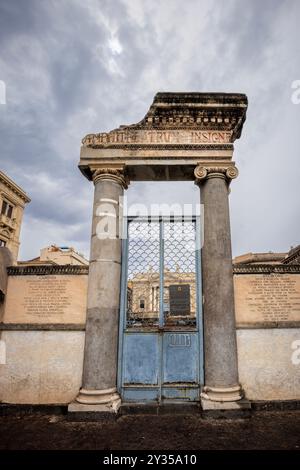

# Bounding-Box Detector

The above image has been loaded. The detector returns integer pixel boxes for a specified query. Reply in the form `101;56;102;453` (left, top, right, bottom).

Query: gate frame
117;215;204;402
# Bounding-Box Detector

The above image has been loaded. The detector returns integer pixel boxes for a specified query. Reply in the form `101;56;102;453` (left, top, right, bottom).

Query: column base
200;385;251;417
68;387;121;415
201;397;251;418
201;397;251;411
201;384;243;402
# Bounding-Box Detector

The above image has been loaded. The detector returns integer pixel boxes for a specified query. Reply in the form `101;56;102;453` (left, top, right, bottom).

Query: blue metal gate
118;217;203;402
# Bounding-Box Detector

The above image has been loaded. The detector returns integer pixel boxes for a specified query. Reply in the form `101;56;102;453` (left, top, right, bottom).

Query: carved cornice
194;165;239;183
92;167;129;189
7;265;89;276
82;143;233;151
282;246;300;265
82;92;248;149
236;321;300;330
0;170;31;204
233;264;300;274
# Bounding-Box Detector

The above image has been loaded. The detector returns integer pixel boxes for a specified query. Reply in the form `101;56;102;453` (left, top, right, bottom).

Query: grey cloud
0;0;299;260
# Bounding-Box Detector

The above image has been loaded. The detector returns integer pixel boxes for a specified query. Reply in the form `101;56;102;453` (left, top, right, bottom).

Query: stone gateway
70;92;249;414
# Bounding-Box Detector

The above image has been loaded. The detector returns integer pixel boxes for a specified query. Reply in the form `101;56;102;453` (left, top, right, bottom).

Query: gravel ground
0;410;300;450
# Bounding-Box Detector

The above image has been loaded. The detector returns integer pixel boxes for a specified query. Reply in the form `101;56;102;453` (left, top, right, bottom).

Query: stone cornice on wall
7;265;89;276
233;264;300;274
8;263;300;276
282;247;300;265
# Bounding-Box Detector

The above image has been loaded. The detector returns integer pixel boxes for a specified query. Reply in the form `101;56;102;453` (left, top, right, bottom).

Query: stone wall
0;330;84;404
0;263;300;405
0;265;87;404
237;328;300;401
234;265;300;401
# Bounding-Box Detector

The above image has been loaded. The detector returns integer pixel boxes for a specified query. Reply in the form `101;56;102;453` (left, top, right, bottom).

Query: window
0;239;6;247
1;201;7;215
7;204;13;218
1;200;13;218
139;299;145;309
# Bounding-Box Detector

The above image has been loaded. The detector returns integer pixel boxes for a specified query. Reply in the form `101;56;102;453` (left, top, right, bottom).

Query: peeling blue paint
118;217;203;403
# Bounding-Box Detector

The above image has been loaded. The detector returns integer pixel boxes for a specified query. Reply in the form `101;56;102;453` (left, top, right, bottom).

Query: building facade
0;170;30;262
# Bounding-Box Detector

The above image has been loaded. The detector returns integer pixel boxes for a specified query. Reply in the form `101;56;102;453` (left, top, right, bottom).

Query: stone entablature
82;92;247;149
79;92;247;182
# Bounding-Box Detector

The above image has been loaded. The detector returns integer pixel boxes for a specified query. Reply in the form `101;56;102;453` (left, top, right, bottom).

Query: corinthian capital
91;166;129;189
194;165;239;184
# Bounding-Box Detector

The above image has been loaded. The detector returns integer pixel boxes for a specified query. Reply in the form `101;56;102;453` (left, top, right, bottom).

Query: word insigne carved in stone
82;129;232;147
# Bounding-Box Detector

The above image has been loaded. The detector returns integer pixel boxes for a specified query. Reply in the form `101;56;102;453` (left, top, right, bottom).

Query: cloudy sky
0;0;299;260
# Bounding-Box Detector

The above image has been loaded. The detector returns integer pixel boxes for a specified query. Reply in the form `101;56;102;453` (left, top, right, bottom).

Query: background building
233;246;300;265
128;269;196;325
0;170;30;263
18;245;89;267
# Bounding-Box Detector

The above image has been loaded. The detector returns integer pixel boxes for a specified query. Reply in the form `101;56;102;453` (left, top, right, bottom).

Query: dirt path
0;410;300;450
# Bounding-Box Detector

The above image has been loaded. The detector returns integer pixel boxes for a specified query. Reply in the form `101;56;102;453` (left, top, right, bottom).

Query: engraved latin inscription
22;276;72;317
235;274;300;324
3;274;87;324
83;129;232;146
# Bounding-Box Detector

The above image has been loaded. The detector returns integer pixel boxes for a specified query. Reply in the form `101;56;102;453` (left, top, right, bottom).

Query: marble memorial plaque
234;273;300;325
3;275;88;324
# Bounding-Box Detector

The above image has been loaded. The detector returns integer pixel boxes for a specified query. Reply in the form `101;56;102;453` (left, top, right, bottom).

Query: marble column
195;165;244;407
73;167;128;413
